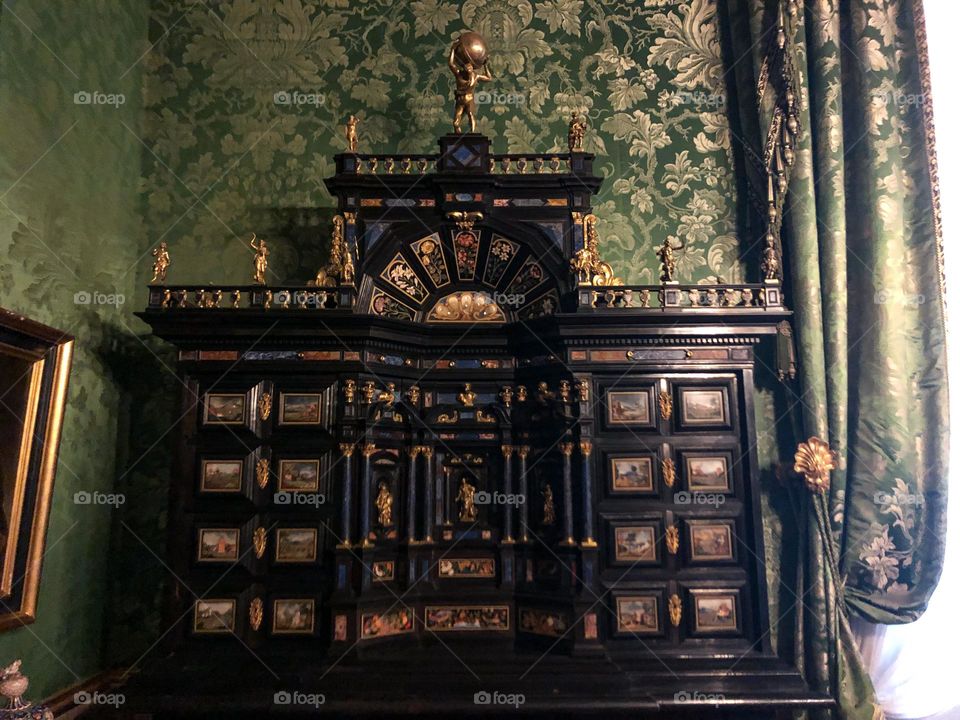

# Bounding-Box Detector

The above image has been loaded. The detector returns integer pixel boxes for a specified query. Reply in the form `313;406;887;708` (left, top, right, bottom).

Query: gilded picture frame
0;309;73;631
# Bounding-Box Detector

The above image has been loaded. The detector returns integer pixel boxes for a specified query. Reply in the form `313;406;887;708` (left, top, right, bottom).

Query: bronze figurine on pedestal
448;32;491;134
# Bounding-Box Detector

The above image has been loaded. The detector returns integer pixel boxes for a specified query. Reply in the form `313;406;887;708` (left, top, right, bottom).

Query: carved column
559;442;575;546
580;441;596;547
501;445;515;542
338;443;355;547
422;447;435;542
518;446;531;542
406;446;421;542
360;443;376;548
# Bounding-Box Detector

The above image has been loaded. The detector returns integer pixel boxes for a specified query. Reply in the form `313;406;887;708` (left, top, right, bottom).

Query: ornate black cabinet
129;133;827;717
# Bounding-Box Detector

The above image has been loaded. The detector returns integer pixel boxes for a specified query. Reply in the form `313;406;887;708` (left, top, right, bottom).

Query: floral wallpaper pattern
141;0;747;285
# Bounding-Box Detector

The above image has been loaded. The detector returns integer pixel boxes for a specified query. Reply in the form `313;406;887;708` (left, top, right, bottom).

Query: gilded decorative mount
793;436;837;494
668;594;682;627
570;213;622;287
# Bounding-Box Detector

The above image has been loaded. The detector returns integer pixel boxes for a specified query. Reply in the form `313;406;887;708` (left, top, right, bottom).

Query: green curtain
732;0;948;717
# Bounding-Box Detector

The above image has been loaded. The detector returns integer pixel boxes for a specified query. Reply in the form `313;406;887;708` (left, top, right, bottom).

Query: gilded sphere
456;31;488;66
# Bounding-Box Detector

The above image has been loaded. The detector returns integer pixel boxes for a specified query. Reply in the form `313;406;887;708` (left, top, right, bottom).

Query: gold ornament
499;386;513;408
446;210;483;231
253;527;267;559
656;236;683;283
375;481;393;527
668;594;682;627
559;380;571;403
249;598;263;631
542;485;556;526
456;476;478;522
361;381;376;404
458;383;476;407
665;525;679;555
793;436;837;494
406;385;421;406
516;385;528;402
661;458;675;488
256;458;270;490
658;390;672;421
570;213;622;286
567;111;587;152
258;392;272;421
343;379;357;403
576;378;590;402
345;114;359;152
377;382;396;404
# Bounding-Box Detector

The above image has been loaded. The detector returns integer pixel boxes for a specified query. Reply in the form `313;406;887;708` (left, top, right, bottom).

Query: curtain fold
731;0;948;717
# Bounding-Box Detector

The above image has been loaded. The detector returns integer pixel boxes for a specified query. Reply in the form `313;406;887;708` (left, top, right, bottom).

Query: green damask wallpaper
0;0;151;700
141;0;747;286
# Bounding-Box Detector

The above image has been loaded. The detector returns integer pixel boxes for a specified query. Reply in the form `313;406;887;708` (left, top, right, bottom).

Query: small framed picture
693;593;739;633
610;457;655;493
679;389;727;426
275;528;317;563
279;393;322;425
200;459;243;493
615;596;660;634
203;393;246;425
685;456;730;492
606;391;652;425
277;459;320;492
372;560;395;581
193;599;236;634
197;528;240;562
688;522;735;562
438;558;496;578
272;599;315;635
613;525;658;563
360;607;414;640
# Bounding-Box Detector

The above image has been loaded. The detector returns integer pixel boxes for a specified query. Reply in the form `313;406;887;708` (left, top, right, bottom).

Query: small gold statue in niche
458;383;476;407
375;481;393;527
448;32;491;134
345;115;359;153
150;241;170;284
567;111;587;152
250;233;269;285
456;475;478;522
542;484;556;526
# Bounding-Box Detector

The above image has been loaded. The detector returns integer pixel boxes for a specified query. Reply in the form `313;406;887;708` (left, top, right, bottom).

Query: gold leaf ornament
793;436;837;494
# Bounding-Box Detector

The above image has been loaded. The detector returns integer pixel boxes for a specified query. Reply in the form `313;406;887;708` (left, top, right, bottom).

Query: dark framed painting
278;393;322;426
274;528;317;563
678;388;728;426
615;595;660;635
202;393;247;425
277;459;320;492
692;591;740;634
424;605;510;632
199;459;243;493
687;522;736;562
0;309;73;631
685;455;731;492
612;524;659;564
605;390;653;426
360;607;414;640
272;599;315;635
609;456;655;493
372;560;395;581
196;528;240;563
193;599;236;634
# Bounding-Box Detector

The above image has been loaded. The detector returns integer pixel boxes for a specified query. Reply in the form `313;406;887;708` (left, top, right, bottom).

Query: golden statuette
668;594;682;627
361;381;376;404
375;481;393;527
250;233;269;285
656;236;683;283
343;379;357;403
542;485;556;526
516;385;528;402
150;241;170;283
448;31;491;133
456;476;478;522
377;382;396;405
406;385;421;406
258;392;272;421
576;378;590;402
567;111;587;152
499;386;514;408
559;380;571;403
793;436;837;494
345;114;359;153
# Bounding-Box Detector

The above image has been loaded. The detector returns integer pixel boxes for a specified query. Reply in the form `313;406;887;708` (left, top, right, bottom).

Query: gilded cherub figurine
761;245;780;281
250;233;269;285
656;236;683;283
345;115;359;153
456;476;478;522
542;485;556;526
448;33;491;134
568;111;587;152
375;481;393;527
458;383;476;407
150;241;170;284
